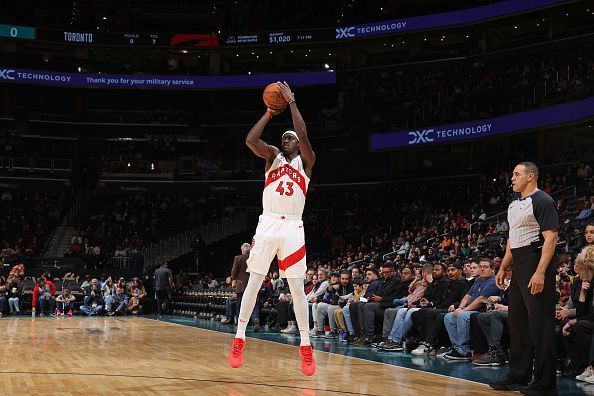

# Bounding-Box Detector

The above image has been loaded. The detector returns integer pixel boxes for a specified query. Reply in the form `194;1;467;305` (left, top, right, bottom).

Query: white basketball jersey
262;153;310;216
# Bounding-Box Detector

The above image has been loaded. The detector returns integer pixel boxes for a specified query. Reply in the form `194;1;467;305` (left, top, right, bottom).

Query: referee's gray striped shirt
507;190;559;249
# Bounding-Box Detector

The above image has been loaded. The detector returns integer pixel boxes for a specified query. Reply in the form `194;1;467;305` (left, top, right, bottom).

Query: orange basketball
263;83;288;111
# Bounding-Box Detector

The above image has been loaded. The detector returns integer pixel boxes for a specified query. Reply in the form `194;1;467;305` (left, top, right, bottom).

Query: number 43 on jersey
275;181;294;196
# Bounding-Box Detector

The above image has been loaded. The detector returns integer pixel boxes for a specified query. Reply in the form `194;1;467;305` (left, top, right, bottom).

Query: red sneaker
56;310;61;316
299;345;316;376
67;309;73;316
229;338;245;368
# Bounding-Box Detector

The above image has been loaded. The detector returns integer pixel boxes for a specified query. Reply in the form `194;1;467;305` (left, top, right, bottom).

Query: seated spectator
443;258;499;360
558;252;594;324
0;276;8;316
222;291;238;325
116;277;127;292
411;261;468;355
379;263;442;351
83;278;102;306
80;292;104;316
351;267;362;282
80;275;92;292
343;269;379;343
128;279;146;314
7;281;20;315
334;279;366;338
206;275;219;289
555;254;575;315
314;271;353;339
473;267;512;366
114;245;128;257
276;286;297;334
307;269;329;334
102;278;115;301
106;287;128;316
303;268;316;295
353;262;411;346
32;278;56;316
271;271;284;295
55;287;76;316
310;271;339;337
585;223;594;247
576;197;593;220
562;245;594;381
251;279;274;332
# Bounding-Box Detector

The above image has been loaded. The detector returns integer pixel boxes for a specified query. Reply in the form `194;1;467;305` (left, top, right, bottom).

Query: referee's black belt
511;243;542;256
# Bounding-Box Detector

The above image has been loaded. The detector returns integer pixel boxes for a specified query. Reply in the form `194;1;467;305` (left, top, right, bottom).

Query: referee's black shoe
488;376;528;391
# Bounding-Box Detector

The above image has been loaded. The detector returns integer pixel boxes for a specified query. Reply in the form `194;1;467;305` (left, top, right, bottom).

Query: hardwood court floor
0;316;512;395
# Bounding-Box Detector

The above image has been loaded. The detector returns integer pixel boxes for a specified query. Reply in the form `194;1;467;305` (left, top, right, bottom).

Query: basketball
263;83;288;111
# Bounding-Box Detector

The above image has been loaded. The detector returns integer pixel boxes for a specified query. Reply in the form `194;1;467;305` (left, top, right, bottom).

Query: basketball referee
490;162;559;396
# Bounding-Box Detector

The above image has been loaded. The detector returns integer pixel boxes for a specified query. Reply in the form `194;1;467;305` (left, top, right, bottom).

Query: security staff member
490;162;559;396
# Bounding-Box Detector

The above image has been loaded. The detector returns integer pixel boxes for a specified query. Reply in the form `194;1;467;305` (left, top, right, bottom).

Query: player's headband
282;130;299;142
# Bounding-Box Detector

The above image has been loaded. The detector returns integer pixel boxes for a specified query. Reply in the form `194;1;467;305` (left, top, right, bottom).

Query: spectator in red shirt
32;278;56;316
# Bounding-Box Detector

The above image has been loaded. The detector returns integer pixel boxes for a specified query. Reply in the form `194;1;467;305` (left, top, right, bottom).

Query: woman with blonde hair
561;245;594;382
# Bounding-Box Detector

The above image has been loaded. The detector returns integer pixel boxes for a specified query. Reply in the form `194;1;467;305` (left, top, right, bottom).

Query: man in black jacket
420;262;452;309
356;263;412;345
411;262;468;355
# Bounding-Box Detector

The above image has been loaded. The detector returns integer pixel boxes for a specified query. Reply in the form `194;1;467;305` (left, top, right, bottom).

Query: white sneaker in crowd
281;324;297;334
412;342;431;356
584;374;594;384
577;367;594;382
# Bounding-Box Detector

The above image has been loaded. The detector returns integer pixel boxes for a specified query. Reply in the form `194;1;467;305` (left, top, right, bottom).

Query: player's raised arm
245;109;281;168
277;81;316;175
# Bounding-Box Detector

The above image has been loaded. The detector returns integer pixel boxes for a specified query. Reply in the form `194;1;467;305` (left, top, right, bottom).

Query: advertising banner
0;68;335;90
371;95;594;150
336;0;568;39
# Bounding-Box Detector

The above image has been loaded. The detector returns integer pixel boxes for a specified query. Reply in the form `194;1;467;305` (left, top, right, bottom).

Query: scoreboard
35;29;219;47
3;26;333;47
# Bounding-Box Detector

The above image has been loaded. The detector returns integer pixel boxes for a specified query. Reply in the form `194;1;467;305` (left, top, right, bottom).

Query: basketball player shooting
228;81;316;376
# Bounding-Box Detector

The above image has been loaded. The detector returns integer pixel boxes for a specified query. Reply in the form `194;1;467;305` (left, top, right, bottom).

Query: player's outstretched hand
277;81;295;102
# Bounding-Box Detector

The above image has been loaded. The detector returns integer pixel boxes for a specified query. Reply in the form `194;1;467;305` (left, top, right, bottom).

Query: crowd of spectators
0;190;67;264
65;193;250;267
104;137;180;163
0;267;154;317
341;45;594;132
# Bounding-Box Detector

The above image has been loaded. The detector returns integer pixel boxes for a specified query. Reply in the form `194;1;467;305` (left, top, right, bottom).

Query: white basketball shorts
247;212;307;279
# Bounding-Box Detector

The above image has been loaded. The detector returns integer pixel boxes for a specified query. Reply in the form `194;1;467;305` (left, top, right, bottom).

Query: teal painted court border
146;315;585;395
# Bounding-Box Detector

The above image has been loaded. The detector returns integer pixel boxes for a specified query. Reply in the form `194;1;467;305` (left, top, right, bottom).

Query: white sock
234;272;265;340
287;278;310;346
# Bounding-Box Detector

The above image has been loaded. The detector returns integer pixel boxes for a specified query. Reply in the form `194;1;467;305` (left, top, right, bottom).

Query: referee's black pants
508;245;556;390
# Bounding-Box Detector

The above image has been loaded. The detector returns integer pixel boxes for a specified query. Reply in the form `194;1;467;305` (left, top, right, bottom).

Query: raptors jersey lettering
262;153;310;217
